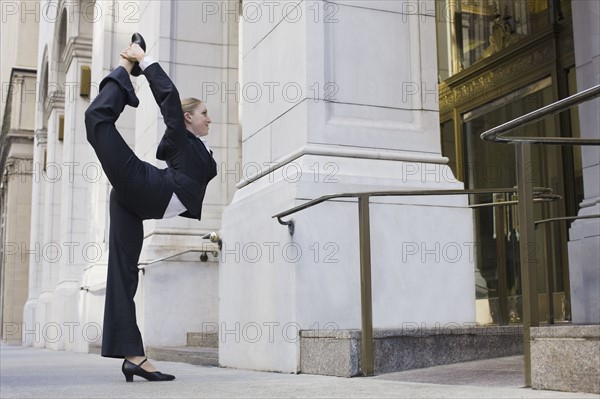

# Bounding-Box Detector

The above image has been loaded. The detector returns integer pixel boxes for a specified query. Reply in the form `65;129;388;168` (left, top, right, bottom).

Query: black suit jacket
144;63;217;220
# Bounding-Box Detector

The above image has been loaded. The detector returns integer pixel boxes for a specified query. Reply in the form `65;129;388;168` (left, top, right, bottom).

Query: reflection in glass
436;0;550;75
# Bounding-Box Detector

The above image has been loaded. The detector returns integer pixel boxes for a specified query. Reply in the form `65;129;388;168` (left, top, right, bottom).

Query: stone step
88;343;102;355
300;326;524;377
146;346;219;367
187;332;219;348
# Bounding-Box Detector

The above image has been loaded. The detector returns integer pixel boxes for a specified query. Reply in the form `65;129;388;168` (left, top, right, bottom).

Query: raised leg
84;67;173;219
84;67;144;197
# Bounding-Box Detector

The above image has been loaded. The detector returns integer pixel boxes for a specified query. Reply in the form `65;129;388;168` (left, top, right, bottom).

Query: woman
85;33;217;382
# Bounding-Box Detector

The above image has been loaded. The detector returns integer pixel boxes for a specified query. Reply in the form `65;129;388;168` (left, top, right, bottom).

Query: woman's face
185;103;211;137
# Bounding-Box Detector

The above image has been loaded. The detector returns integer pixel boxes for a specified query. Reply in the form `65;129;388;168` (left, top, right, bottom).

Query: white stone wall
220;1;474;373
23;0;239;352
23;2;93;351
1;141;34;344
1;1;39;346
0;0;39;124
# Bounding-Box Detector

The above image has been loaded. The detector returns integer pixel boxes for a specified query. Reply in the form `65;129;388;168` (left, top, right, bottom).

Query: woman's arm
143;62;189;150
122;43;189;151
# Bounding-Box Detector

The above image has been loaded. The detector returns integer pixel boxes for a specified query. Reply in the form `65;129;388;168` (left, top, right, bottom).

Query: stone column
132;0;239;348
79;1;141;352
26;0;97;352
1;152;33;345
0;72;36;345
36;103;63;350
52;35;93;352
219;0;474;372
530;1;599;394
23;129;46;347
568;0;600;325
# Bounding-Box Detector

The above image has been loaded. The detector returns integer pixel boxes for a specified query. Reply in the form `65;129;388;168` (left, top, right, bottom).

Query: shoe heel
130;32;146;77
122;360;134;382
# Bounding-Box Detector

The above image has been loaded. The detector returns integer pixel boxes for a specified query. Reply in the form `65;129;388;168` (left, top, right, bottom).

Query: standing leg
101;189;145;358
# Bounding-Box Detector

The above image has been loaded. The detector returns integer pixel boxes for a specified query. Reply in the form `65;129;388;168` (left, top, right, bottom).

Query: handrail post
515;142;540;387
358;195;374;376
493;193;509;325
544;222;555;324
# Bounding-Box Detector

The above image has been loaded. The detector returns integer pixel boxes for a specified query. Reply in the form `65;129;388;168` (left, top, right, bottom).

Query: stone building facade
0;0;597;393
1;0;39;344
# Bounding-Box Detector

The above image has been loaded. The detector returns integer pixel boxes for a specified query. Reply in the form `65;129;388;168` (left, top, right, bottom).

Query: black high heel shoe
122;359;175;382
130;32;146;77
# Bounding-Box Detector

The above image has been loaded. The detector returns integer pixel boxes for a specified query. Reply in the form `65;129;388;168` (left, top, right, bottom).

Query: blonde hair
181;97;203;116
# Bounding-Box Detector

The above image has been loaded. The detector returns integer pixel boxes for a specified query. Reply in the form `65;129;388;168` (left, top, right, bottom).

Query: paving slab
374;355;525;387
1;345;597;399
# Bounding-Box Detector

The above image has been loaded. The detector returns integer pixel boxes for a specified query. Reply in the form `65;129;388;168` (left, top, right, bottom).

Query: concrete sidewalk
1;345;597;399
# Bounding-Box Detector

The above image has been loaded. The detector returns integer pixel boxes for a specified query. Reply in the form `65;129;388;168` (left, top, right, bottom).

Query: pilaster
23;129;47;347
132;0;239;348
568;0;600;325
220;1;474;372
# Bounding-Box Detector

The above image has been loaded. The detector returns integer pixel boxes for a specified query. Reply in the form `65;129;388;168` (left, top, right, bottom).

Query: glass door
462;78;571;324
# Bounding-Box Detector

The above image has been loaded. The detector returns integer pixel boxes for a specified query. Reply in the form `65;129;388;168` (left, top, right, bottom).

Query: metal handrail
271;85;598;379
480;84;600;145
272;186;556;377
469;194;561;208
79;285;106;294
274;187;554;228
137;248;219;269
137;232;222;271
534;214;600;226
479;84;600;387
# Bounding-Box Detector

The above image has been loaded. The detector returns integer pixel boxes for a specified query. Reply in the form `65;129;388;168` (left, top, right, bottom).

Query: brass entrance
436;0;581;324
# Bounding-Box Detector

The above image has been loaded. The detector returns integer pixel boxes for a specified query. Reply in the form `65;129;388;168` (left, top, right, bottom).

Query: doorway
462;78;572;324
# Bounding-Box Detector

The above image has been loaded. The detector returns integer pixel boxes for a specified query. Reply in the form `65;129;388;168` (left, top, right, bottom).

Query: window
436;0;550;77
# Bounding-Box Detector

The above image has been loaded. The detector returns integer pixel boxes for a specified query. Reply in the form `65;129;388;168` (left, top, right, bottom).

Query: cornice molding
45;90;65;115
440;43;555;114
62;36;93;70
0;132;34;173
35;129;48;146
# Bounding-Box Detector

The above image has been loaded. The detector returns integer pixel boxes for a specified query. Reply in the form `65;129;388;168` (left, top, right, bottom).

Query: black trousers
85;67;174;358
